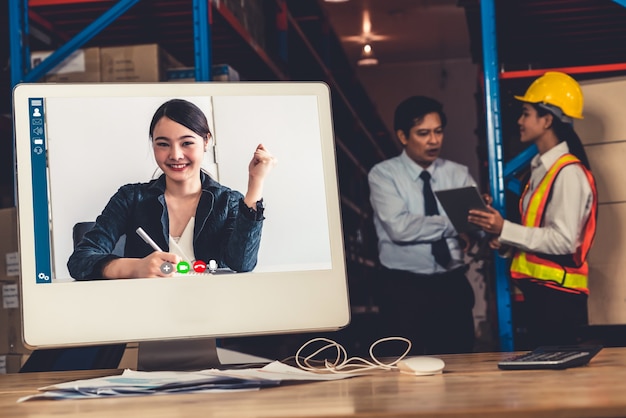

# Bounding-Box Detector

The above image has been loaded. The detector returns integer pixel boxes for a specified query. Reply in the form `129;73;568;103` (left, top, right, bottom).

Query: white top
169;217;195;262
499;142;594;254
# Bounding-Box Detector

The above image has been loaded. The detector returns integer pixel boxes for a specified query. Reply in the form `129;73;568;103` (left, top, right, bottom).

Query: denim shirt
67;172;264;280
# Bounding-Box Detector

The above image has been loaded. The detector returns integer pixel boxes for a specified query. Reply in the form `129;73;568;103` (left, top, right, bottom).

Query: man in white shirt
369;96;478;355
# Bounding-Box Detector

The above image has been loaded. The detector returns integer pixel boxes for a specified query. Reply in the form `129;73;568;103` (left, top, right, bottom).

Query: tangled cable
294;336;412;374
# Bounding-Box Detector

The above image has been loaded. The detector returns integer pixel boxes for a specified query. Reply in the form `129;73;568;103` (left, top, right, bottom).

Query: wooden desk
2;348;626;417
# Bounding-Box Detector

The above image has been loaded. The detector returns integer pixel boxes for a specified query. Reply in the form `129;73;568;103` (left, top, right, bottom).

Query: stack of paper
18;361;354;402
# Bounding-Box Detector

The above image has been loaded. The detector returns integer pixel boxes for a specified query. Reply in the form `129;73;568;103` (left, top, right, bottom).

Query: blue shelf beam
502;144;537;195
502;144;537;181
480;0;514;352
8;0;30;88
193;0;212;81
9;0;141;86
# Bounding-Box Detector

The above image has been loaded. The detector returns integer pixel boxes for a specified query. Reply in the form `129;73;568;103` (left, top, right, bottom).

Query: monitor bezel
13;81;351;349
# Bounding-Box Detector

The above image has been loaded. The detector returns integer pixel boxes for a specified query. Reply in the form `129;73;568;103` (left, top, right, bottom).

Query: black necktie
420;170;451;268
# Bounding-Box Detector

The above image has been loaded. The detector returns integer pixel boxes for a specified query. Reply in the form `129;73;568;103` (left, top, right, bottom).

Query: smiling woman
67;98;276;280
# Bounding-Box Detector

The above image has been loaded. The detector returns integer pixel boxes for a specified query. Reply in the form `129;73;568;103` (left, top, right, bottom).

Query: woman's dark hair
149;99;211;140
393;95;447;137
533;103;591;170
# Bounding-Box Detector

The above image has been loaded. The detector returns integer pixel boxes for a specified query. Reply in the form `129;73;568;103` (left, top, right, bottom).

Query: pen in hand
136;227;163;252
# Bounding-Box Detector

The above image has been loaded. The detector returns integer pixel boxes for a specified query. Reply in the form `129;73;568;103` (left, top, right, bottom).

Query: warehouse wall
579;76;626;324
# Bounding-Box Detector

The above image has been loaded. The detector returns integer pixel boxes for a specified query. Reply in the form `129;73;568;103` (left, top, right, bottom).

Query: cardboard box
166;64;240;82
241;0;266;49
0;207;19;281
166;67;196;82
0;353;28;374
212;64;240;81
31;47;101;82
0;208;29;355
222;0;245;24
0;281;30;355
222;0;266;48
100;44;183;82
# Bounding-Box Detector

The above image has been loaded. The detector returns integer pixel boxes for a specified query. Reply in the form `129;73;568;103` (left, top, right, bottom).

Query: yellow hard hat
514;71;584;120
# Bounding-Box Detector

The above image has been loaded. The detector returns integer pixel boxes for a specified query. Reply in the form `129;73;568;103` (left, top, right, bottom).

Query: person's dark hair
393;96;447;137
149;99;211;140
533;104;591;170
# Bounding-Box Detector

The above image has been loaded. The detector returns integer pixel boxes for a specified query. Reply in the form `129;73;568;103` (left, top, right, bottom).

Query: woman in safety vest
468;71;597;348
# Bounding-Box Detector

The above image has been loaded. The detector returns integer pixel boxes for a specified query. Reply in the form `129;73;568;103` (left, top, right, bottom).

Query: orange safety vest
510;153;597;295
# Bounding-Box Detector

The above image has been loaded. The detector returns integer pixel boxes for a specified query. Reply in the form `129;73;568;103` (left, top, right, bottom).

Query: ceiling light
324;0;350;2
357;43;378;66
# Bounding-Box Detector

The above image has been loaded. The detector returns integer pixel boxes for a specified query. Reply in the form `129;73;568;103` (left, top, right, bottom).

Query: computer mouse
396;356;445;376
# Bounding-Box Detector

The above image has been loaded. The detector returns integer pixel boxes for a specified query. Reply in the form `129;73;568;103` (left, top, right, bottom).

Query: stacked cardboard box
100;43;183;82
212;64;241;81
0;208;19;282
0;207;30;373
0;353;25;374
241;0;266;49
222;0;266;48
31;47;101;82
31;43;184;83
166;64;240;82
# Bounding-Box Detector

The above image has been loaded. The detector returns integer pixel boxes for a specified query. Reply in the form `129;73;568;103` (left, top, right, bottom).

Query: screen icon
176;261;191;274
192;260;207;273
159;262;173;275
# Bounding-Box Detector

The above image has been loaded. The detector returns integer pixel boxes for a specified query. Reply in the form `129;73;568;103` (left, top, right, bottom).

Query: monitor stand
136;338;271;371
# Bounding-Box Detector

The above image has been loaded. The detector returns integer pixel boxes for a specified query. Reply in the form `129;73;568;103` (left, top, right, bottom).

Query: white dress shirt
499;142;594;255
368;151;477;275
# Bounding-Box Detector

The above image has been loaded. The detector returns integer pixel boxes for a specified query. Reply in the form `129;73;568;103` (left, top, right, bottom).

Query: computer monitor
13;82;350;370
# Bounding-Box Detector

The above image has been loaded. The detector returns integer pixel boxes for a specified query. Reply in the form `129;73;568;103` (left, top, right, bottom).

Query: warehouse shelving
7;0;396;354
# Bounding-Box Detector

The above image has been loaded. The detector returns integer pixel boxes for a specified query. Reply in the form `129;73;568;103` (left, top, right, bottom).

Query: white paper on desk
201;360;361;381
17;362;356;402
17;369;272;402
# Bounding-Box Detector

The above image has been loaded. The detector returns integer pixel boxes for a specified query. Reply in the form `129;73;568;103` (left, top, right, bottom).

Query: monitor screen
13;82;350;357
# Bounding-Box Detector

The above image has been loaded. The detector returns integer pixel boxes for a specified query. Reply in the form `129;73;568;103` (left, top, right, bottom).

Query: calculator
497;345;603;370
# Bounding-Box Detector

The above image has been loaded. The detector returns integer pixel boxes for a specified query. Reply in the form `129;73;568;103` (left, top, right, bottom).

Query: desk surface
2;347;626;418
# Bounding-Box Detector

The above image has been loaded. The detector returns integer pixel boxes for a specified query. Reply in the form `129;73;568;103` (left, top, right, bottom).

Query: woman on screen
467;72;597;347
68;98;275;280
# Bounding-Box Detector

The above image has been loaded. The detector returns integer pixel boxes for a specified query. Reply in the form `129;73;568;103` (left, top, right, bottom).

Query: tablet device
434;186;488;233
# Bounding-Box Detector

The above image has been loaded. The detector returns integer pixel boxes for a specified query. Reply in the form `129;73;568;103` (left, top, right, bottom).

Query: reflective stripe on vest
510;153;597;294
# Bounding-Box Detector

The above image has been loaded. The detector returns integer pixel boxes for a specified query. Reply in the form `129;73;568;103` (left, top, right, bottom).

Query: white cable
294;336;412;374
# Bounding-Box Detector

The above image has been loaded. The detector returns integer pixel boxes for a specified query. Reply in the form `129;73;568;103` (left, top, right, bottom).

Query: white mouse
396;356;445;376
